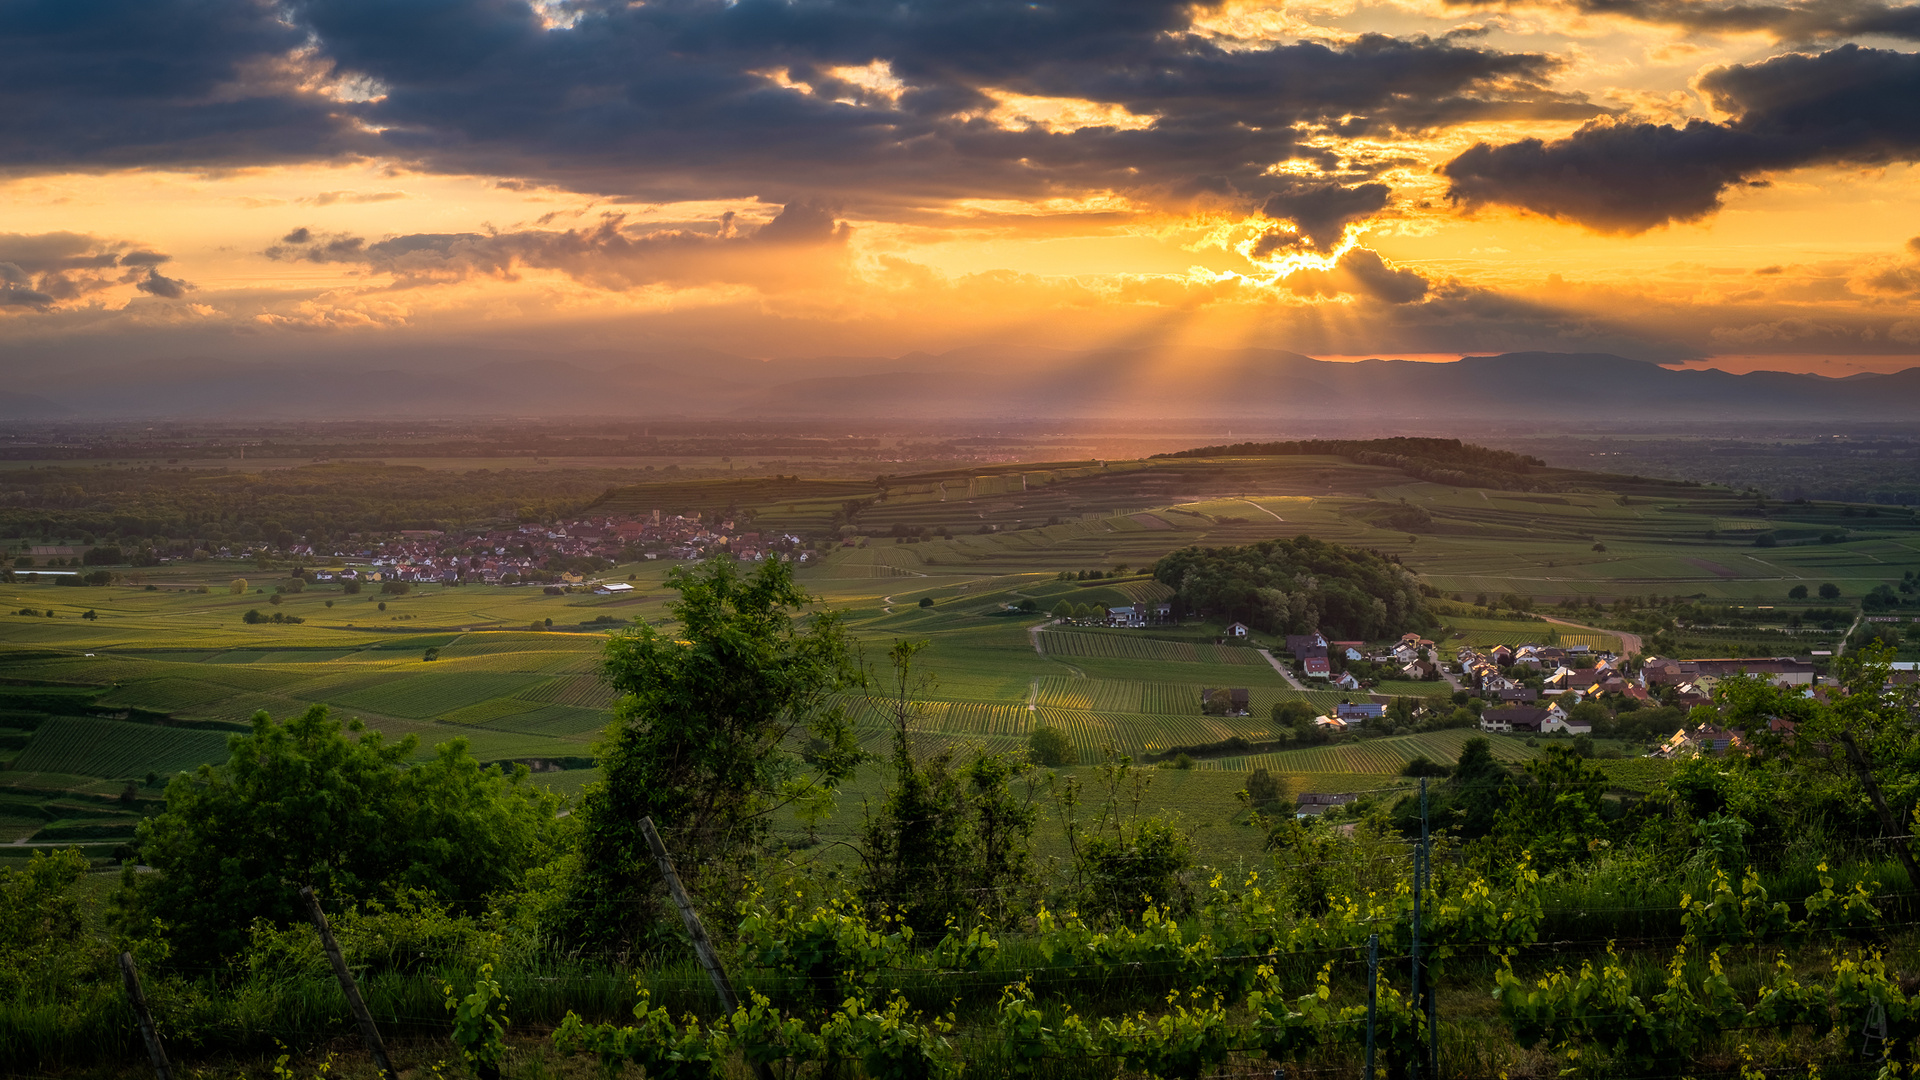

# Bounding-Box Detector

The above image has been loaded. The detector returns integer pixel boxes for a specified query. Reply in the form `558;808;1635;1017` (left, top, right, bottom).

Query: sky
4;0;1920;377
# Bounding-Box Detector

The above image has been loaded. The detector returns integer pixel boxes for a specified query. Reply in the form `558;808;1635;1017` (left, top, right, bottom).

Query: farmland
3;439;1917;862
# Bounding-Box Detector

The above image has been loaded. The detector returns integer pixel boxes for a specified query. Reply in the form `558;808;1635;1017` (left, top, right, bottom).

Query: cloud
1439;0;1920;43
135;268;193;298
2;0;1594;236
0;0;368;171
263;201;852;290
1443;45;1920;234
0;231;178;310
1259;182;1392;251
303;190;410;205
1282;247;1432;304
1849;235;1920;296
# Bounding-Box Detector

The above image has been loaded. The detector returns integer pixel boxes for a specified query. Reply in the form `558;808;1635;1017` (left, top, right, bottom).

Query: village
1065;598;1845;763
266;511;805;586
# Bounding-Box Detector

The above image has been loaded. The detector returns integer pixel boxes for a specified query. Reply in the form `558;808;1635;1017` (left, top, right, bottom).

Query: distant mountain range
3;347;1917;421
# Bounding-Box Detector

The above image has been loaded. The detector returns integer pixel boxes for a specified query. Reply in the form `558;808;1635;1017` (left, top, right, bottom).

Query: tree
1244;767;1288;811
1029;725;1077;767
343;578;362;595
229;577;247;595
1819;582;1841;600
1788;585;1808;600
1721;648;1920;897
1050;600;1073;619
561;557;862;952
860;641;1037;932
121;705;562;964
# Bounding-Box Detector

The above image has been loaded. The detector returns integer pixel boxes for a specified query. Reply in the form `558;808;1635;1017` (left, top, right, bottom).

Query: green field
3;447;1915;849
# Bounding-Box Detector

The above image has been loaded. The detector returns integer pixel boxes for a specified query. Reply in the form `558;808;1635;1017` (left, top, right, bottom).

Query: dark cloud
0;231;174;309
3;0;1593;231
0;0;367;172
1443;45;1920;233
263;201;851;289
1259;182;1392;251
1440;0;1920;42
135;268;192;298
1282;247;1431;304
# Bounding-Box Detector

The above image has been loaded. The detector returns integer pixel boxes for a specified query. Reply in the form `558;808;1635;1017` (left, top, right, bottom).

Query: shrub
380;580;411;595
1788;585;1808;599
229;578;248;594
1244;767;1288;810
1028;726;1077;767
121;704;563;964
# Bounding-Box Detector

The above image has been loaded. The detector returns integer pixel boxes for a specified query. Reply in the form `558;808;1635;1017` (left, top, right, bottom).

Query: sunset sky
5;0;1920;375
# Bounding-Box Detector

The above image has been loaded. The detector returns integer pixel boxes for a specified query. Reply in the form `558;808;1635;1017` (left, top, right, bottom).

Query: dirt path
1835;610;1864;655
1539;615;1640;657
1028;620;1052;656
1255;647;1311;691
1241;499;1286;522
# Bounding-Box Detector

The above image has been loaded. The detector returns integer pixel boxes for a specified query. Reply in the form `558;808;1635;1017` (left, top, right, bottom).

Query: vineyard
10;716;234;779
1037;630;1267;666
327;672;547;720
1228;728;1538;775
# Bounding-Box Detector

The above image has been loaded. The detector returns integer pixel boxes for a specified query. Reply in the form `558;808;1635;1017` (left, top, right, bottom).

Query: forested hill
1155;437;1547;490
1153;535;1431;639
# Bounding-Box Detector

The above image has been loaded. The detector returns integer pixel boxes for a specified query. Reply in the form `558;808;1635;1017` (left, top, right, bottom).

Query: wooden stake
118;951;172;1080
639;816;743;1010
639;816;775;1080
300;886;398;1080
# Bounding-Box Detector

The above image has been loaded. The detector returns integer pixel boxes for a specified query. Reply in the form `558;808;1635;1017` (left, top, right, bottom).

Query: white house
1226;622;1250;637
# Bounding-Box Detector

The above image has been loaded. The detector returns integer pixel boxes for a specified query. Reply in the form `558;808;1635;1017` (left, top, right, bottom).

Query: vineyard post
1409;777;1423;1079
1421;776;1437;1079
118;951;171;1080
1365;933;1379;1080
300;886;398;1080
638;816;776;1080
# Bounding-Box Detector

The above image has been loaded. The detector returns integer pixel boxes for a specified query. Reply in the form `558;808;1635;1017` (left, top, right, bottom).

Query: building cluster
1455;642;1630;706
270;511;804;584
1282;630;1419;690
1636;656;1816;707
1103;602;1174;627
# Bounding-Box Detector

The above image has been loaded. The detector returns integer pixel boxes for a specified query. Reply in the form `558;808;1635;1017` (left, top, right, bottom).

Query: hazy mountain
8;347;1918;420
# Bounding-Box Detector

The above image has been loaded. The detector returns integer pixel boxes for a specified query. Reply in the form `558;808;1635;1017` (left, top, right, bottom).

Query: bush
380;580;411;595
343;578;362;594
1244;767;1288;810
1400;756;1452;778
918;595;934;608
1028;725;1076;767
1819;583;1841;600
120;704;563;964
230;577;247;594
1789;585;1808;600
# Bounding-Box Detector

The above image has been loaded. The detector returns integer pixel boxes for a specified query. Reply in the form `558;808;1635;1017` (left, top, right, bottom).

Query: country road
1255;647;1310;691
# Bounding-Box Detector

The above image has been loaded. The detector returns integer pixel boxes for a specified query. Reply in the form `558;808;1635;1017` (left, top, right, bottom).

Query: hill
6;346;1919;419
